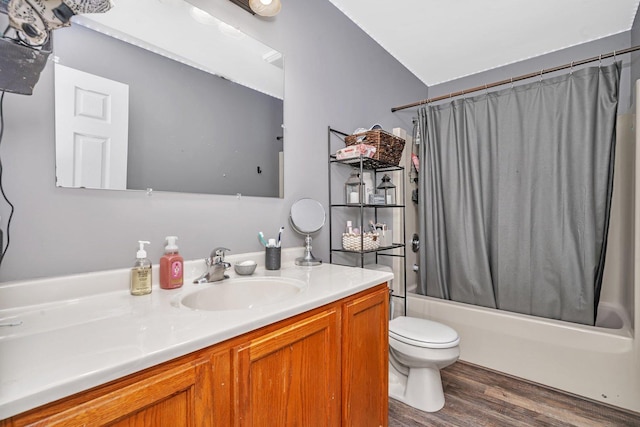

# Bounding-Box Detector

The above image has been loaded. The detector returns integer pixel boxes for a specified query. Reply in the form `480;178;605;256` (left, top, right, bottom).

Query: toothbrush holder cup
265;246;281;270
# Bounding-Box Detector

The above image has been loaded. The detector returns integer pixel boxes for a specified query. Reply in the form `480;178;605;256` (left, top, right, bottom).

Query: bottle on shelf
362;171;374;204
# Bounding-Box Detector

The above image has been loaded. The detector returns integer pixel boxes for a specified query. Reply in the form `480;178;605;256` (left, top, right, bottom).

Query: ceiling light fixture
248;0;281;17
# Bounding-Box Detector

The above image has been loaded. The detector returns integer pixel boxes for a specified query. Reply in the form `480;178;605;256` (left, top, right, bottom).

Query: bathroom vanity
0;249;392;426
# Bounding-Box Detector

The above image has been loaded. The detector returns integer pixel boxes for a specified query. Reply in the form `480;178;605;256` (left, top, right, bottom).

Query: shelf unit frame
328;126;407;316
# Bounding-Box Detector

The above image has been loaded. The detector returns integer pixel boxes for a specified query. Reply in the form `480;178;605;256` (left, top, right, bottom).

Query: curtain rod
391;44;640;113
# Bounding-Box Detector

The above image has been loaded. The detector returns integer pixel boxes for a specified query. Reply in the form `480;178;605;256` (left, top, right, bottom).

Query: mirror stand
296;235;322;266
290;198;325;267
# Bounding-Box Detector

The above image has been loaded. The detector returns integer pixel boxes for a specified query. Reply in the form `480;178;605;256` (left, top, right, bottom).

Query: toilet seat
389;316;459;349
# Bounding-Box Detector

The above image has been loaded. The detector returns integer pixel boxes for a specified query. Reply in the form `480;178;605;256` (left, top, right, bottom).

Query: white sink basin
180;277;306;311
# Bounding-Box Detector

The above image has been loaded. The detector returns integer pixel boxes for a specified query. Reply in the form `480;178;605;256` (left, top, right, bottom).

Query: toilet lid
389;316;460;349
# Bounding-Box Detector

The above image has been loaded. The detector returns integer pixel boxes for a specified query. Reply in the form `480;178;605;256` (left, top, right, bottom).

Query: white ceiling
328;0;640;86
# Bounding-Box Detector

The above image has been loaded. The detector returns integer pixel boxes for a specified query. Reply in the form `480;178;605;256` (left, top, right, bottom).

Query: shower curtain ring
599;54;602;68
539;69;543;83
570;61;574;74
510;77;514;89
484;84;488;96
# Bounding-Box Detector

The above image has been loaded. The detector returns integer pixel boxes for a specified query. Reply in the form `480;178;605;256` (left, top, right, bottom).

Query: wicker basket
344;130;405;166
342;232;380;251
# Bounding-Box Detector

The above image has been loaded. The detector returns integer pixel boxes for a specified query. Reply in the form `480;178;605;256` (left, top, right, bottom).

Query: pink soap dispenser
160;236;183;289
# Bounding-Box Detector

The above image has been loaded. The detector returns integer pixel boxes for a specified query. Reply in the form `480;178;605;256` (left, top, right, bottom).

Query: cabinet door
342;285;389;427
236;308;341;426
207;345;235;426
7;358;212;427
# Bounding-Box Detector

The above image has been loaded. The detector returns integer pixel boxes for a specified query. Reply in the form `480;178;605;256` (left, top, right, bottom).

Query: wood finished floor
389;361;640;427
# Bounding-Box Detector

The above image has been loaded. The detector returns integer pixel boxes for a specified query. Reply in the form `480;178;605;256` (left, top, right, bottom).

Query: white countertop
0;248;392;420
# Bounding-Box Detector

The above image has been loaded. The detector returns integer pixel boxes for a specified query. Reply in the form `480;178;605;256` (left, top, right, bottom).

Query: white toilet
388;315;460;412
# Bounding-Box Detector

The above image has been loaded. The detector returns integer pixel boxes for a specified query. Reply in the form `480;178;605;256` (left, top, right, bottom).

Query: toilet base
389;361;446;412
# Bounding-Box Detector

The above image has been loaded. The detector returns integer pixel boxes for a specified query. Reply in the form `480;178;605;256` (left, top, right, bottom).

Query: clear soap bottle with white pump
130;240;152;296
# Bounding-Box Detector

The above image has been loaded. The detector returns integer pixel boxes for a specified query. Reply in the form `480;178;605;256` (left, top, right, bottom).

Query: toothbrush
258;232;268;247
276;226;284;247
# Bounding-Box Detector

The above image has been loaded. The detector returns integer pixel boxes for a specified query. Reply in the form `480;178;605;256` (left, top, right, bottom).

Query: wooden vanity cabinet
342;285;389;426
2;283;388;427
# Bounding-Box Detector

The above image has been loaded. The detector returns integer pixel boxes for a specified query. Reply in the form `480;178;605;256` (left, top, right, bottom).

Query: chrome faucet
193;247;231;283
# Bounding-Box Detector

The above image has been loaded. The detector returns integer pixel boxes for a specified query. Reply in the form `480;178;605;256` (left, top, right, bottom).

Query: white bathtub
407;293;639;412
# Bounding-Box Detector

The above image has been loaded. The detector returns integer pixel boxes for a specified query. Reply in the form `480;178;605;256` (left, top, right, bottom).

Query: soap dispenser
130;240;152;296
160;236;183;289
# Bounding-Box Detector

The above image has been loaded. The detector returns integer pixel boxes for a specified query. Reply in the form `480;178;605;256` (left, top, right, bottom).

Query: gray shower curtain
417;63;620;325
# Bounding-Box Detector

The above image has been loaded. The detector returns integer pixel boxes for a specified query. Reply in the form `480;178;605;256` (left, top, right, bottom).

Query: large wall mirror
53;0;284;198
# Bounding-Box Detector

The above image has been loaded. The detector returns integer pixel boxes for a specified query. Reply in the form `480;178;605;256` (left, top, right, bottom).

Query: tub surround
0;248;393;420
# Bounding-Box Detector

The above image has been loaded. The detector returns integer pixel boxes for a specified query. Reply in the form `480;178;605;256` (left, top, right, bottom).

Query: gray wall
2;0;635;283
0;0;425;281
55;24;284;197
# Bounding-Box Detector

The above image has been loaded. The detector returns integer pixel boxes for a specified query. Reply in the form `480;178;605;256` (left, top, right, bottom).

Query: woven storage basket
344;130;405;166
342;232;380;251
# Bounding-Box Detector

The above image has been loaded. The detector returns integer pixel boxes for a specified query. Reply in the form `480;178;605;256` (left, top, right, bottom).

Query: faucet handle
210;247;230;261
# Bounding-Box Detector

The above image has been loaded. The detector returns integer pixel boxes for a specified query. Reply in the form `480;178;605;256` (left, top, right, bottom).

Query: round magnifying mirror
290;198;325;266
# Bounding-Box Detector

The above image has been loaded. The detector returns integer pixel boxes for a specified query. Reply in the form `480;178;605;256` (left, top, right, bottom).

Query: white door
54;64;129;190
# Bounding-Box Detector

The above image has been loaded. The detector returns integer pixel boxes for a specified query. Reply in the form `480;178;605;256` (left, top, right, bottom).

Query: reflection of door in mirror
54;64;130;190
